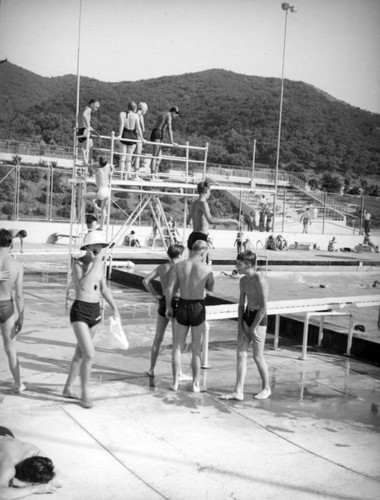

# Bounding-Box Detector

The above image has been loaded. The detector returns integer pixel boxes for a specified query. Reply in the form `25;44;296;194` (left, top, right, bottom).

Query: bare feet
179;373;192;382
63;388;79;399
170;383;179;392
81;398;93;409
219;392;244;401
254;388;271;400
14;382;26;394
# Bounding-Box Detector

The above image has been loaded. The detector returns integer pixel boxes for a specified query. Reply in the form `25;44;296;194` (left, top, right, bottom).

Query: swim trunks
157;296;179;318
121;128;137;146
76;127;87;144
0;426;14;438
187;232;208;251
0;299;14;324
150;128;163;142
243;308;267;327
97;187;111;200
176;298;205;327
70;300;101;328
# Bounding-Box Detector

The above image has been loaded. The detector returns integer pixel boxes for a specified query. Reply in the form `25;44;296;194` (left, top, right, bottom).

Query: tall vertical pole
75;0;83;131
250;139;256;188
273;9;289;232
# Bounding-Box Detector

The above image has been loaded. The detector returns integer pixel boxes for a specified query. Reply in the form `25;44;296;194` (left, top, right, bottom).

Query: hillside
1;62;380;181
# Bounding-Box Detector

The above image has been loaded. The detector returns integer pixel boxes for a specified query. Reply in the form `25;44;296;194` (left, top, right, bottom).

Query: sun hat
80;230;109;250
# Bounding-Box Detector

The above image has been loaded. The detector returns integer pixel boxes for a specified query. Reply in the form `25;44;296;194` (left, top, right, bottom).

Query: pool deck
1;245;380;499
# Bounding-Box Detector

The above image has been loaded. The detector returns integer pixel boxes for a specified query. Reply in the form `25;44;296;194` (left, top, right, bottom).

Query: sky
0;0;379;113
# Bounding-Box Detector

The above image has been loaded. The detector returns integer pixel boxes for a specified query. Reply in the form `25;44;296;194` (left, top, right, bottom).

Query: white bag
94;316;129;351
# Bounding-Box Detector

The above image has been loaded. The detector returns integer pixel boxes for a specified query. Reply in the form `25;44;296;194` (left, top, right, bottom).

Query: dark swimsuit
150;128;163;142
121;128;137;146
0;299;14;324
176;298;205;327
243;308;267;327
76;127;87;144
70;300;101;328
157;296;179;318
0;426;14;438
187;232;208;251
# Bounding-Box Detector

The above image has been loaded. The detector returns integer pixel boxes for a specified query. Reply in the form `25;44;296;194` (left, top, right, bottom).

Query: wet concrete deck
1;248;380;499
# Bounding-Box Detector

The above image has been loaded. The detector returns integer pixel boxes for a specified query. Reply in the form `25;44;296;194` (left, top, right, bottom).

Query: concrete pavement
1;268;380;499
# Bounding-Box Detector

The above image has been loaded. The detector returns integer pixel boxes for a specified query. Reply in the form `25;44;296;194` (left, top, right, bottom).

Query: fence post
322;192;327;234
282;186;286;232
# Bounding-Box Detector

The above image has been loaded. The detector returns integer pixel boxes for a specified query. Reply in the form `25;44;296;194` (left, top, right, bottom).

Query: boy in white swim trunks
220;250;271;401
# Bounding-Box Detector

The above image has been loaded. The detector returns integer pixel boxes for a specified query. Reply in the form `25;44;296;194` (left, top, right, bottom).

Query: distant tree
320;173;342;193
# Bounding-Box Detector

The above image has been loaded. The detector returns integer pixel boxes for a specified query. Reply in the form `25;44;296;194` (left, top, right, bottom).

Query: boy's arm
248;276;268;341
165;267;179;318
205;271;214;293
201;201;237;226
100;278;120;318
142;267;161;298
0;465;57;499
238;279;246;329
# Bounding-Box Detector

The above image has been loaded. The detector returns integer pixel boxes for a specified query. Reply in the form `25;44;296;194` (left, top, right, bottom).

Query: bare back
190;198;210;234
157;262;177;295
0;253;22;301
0;437;40;488
175;259;213;300
95;164;111;190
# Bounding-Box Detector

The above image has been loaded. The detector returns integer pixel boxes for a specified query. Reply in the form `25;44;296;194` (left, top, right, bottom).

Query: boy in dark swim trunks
142;244;190;380
63;231;120;409
166;240;214;392
220;251;271;401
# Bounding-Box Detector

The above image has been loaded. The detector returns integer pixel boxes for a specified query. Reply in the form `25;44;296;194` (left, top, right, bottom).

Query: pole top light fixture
281;3;297;12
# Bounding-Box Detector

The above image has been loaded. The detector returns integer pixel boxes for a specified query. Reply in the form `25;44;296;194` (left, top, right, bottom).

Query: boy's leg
170;322;188;391
146;314;169;376
220;324;250;400
69;322;96;408
63;343;83;398
172;318;192;381
1;318;24;392
190;322;204;392
253;326;271;400
119;144;127;178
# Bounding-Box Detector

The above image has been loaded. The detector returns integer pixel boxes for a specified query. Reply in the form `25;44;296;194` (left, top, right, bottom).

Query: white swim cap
138;102;148;113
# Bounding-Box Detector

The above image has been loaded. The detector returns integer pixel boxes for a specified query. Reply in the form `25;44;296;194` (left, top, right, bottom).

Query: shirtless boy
166;240;214;392
150;106;179;176
187;181;238;252
220;251;271;401
0;229;25;393
82;156;112;230
63;232;120;408
77;99;100;170
0;426;62;499
143;244;190;380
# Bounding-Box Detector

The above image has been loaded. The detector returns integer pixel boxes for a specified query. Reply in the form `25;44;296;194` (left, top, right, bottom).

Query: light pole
272;2;297;231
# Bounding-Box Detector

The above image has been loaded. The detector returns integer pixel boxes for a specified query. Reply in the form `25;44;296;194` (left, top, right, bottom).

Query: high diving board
203;294;380;365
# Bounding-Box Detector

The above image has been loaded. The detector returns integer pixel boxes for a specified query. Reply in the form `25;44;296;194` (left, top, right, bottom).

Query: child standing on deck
220;251;271;401
142;244;191;380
